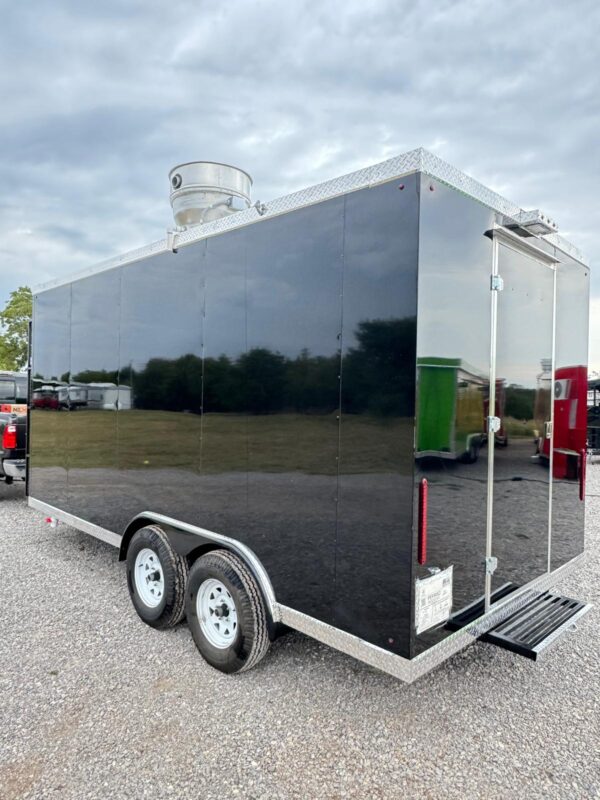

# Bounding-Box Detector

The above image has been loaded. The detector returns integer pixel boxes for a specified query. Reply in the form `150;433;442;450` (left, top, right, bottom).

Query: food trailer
416;357;487;463
28;150;591;680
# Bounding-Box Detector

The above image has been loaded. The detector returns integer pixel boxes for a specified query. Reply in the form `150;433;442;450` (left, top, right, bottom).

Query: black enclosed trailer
28;149;592;680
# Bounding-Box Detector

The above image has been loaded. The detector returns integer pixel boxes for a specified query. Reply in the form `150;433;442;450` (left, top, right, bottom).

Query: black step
482;591;592;660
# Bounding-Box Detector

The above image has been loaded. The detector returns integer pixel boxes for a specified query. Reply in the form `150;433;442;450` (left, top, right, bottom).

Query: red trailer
540;365;588;480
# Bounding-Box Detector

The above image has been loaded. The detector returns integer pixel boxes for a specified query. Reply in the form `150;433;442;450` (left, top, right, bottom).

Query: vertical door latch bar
490;274;504;291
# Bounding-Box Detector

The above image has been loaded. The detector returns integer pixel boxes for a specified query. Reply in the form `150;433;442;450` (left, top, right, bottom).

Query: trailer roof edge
33;148;589;295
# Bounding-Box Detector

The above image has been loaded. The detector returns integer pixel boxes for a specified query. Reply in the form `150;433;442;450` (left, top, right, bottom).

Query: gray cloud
1;0;599;362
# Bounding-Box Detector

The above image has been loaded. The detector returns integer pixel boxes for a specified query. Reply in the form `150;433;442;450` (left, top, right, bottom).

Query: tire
126;525;188;630
462;441;479;464
186;549;270;674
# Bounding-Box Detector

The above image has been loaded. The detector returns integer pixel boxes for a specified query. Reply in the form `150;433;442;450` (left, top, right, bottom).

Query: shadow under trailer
28;151;592;681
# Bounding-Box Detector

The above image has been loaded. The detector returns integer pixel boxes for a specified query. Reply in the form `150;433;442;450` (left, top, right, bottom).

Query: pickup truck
0;371;28;484
0;412;26;484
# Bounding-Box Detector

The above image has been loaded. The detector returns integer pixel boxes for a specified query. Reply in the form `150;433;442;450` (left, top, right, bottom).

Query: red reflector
2;424;17;450
418;478;428;565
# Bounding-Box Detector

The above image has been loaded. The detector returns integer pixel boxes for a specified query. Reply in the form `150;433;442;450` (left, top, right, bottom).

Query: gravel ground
0;474;599;800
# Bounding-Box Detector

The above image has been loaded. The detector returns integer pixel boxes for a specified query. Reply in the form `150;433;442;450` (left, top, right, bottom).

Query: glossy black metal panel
67;269;121;528
244;198;344;620
492;245;554;593
198;229;247;536
116;246;204;532
336;177;419;656
551;258;589;571
413;176;495;655
29;284;71;509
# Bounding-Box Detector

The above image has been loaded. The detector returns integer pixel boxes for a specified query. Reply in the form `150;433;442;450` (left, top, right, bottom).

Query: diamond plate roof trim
33;147;588;293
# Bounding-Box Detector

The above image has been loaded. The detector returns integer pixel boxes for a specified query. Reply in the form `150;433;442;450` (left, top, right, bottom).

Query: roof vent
169;162;252;228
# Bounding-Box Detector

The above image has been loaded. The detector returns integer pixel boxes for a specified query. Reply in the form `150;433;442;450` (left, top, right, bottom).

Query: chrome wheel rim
134;548;165;608
197;578;238;649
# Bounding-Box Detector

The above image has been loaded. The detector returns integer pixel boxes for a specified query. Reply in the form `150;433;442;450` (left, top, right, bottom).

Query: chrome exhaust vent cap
169;161;253;228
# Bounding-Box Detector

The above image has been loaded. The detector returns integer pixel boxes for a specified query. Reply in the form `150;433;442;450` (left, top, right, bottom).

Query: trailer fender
120;511;281;625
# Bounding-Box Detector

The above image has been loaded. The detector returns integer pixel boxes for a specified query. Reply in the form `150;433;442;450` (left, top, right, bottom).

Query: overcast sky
1;0;599;370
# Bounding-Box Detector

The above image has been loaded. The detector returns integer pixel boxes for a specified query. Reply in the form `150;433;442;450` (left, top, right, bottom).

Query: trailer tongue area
449;586;592;660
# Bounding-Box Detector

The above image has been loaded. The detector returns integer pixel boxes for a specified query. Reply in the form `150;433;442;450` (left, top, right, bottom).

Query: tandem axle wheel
125;527;270;674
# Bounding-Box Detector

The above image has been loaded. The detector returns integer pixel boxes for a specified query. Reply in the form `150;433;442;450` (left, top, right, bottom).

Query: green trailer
416;357;486;462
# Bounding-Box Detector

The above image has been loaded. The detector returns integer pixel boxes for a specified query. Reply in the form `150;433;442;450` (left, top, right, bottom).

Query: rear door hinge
485;556;498;576
487;416;501;434
490;274;504;291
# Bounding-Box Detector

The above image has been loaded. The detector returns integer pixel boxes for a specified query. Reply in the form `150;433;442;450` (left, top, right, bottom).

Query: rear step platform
449;587;592;660
482;591;592;660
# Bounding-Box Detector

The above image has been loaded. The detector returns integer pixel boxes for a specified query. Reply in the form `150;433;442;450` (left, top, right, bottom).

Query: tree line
60;318;418;417
0;287;31;371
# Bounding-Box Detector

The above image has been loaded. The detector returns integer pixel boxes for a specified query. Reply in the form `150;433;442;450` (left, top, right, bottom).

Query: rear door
486;229;558;607
550;259;590;572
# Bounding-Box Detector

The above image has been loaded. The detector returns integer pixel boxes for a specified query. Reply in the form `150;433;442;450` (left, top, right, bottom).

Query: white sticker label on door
415;566;453;634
